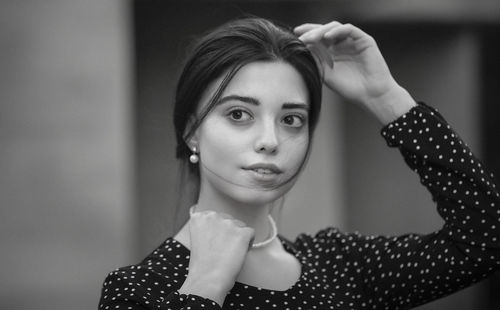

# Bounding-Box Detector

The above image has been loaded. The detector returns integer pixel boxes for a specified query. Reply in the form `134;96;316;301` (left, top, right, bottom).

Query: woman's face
194;61;310;205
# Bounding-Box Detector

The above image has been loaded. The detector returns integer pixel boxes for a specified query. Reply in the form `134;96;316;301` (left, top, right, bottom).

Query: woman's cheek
282;133;309;166
200;122;248;162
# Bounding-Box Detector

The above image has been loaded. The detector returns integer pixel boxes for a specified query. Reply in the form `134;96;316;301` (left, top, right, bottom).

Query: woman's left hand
294;22;416;124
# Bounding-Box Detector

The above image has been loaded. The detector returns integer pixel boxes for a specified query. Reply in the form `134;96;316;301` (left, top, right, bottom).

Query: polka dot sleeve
295;102;500;309
99;267;221;310
374;102;500;307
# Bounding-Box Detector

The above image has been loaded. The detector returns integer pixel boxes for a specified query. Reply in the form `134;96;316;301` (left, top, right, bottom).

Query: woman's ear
184;117;200;152
185;121;201;164
186;135;199;152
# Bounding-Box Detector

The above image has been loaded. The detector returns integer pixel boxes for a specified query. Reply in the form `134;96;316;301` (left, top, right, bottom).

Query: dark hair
172;17;322;230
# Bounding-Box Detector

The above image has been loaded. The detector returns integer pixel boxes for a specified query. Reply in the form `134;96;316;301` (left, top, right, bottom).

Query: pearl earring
189;146;199;164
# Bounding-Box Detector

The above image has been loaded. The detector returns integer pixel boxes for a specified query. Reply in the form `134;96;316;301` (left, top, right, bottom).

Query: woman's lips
243;163;283;183
243;163;283;174
250;168;277;174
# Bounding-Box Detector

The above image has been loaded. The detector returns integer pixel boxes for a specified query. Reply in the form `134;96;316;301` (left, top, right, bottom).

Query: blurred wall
0;1;133;309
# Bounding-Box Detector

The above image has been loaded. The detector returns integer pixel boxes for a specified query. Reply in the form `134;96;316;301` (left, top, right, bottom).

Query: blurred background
1;0;499;309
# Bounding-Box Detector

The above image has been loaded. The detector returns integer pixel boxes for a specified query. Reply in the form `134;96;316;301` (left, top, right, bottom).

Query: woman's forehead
198;61;309;111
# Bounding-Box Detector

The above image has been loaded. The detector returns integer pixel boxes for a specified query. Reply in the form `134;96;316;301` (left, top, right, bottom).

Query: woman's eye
282;115;305;128
227;109;252;122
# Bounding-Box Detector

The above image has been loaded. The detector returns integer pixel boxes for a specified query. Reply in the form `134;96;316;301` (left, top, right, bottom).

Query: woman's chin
226;182;295;206
201;169;299;206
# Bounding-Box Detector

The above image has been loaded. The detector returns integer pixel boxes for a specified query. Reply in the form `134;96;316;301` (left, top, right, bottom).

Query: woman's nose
254;121;279;154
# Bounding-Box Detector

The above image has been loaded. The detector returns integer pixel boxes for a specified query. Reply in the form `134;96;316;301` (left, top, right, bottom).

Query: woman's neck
195;187;274;245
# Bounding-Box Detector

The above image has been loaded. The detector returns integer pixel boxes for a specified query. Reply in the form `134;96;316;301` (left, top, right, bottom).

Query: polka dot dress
99;102;500;309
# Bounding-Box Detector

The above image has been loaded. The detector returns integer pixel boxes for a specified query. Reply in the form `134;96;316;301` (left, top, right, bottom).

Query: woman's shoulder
101;238;190;291
290;227;419;256
289;227;361;253
99;238;194;308
293;226;355;244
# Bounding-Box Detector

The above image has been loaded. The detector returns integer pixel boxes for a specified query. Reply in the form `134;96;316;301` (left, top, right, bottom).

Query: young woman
99;18;500;309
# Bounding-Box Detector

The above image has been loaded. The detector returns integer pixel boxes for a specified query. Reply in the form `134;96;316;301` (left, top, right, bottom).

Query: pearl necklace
189;206;278;249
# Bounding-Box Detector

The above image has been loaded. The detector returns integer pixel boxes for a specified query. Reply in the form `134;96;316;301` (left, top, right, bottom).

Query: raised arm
358;102;500;307
294;21;500;308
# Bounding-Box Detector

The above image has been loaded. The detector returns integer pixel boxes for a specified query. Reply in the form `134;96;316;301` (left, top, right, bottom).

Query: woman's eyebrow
217;95;309;110
217;95;260;106
282;103;309;110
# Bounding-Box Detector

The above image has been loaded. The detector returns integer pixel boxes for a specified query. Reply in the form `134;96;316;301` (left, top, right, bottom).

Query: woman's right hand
178;210;255;306
294;22;416;124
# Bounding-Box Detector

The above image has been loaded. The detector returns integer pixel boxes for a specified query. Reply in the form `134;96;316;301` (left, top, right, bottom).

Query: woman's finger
298;21;342;43
230;218;248;228
217;212;234;220
323;23;368;43
293;23;321;36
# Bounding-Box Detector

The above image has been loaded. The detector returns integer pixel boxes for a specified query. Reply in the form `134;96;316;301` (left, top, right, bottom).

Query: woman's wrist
364;83;417;125
178;271;232;306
